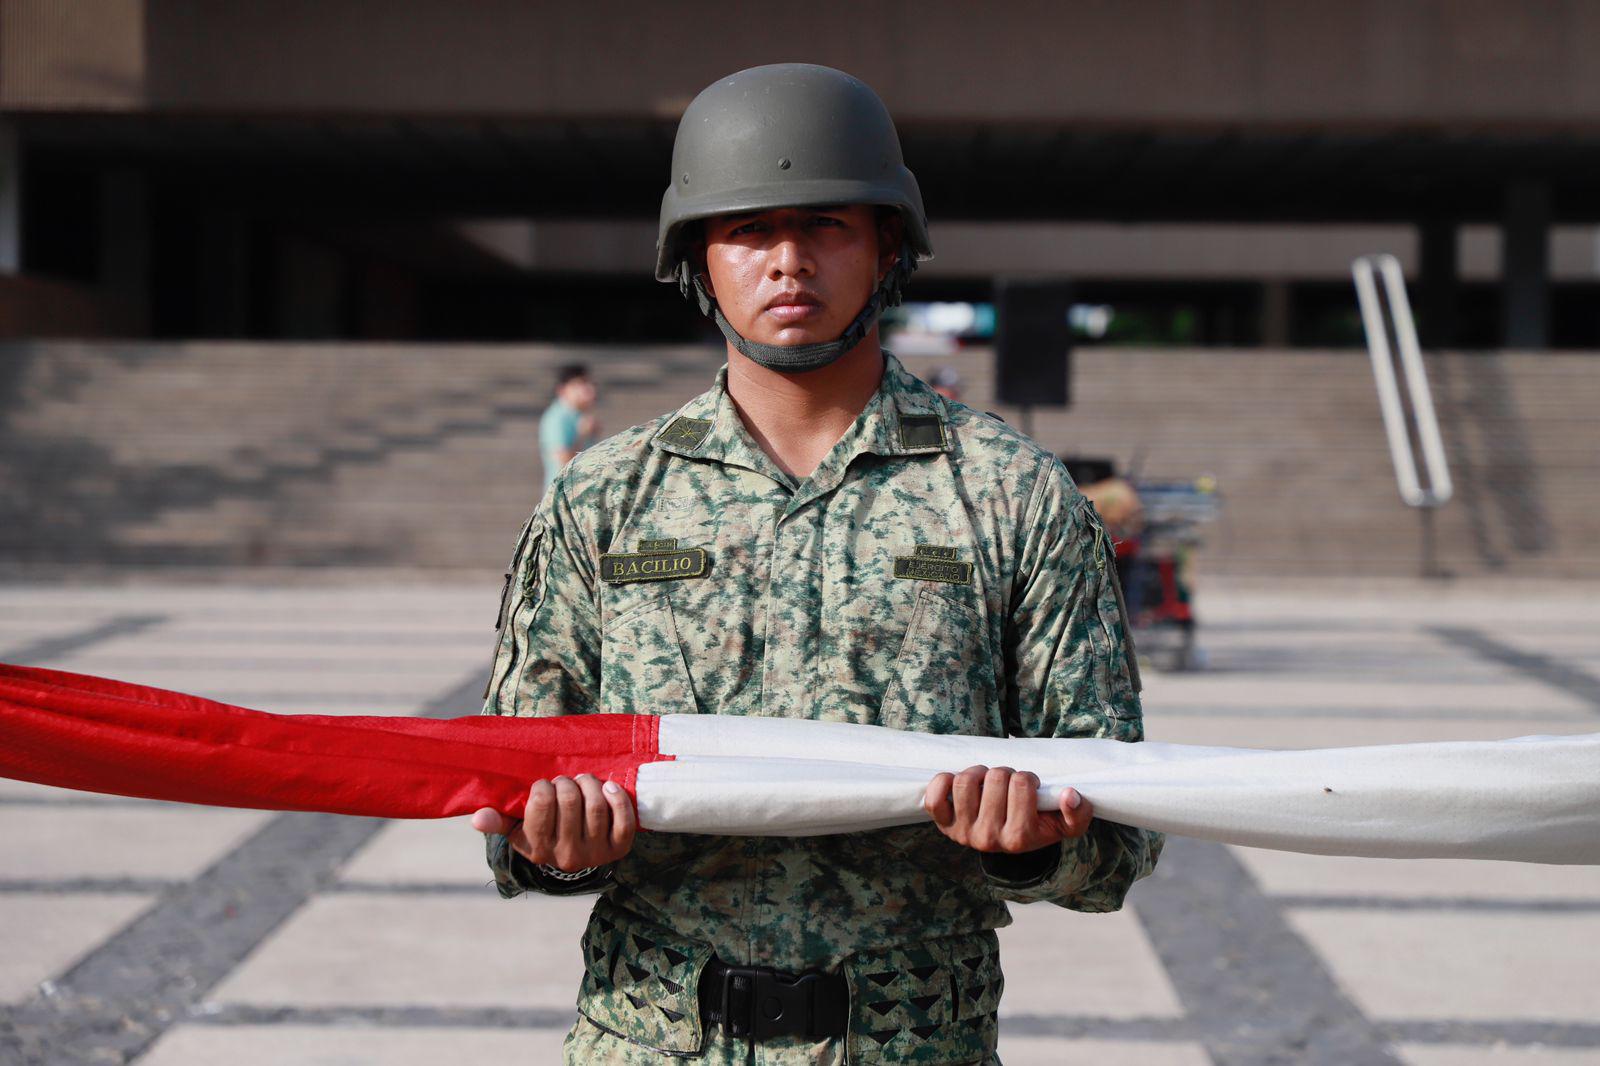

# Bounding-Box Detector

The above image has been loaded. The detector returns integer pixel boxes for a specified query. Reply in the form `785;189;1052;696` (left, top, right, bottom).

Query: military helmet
654;63;934;284
656;64;933;373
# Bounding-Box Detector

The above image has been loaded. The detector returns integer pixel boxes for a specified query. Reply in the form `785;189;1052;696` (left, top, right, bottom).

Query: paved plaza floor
1;578;1597;1065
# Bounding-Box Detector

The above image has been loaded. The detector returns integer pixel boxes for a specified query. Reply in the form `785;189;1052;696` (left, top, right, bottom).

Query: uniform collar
650;350;953;478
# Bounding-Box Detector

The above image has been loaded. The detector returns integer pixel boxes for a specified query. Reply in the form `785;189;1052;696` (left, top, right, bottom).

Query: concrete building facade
3;0;1600;346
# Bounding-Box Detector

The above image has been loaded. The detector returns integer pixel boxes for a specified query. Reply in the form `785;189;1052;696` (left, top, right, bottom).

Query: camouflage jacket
483;352;1163;1061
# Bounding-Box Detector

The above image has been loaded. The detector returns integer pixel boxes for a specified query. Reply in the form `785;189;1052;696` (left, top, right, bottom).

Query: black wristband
979;842;1063;888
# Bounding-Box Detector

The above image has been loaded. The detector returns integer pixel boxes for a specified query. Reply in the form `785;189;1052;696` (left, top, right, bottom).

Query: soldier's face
700;205;899;348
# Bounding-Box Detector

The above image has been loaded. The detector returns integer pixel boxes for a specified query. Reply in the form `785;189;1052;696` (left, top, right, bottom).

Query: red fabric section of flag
0;663;666;819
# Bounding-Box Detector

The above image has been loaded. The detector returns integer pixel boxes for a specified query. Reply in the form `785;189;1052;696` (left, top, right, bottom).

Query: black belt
697;956;849;1041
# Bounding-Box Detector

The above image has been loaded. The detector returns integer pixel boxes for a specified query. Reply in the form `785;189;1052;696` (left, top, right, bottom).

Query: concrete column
0;122;19;274
197;208;251;337
100;168;151;334
1260;281;1291;348
1417;218;1457;348
1501;180;1551;349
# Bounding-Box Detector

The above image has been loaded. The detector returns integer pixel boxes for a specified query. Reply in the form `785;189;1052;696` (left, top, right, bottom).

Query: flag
2;662;1596;864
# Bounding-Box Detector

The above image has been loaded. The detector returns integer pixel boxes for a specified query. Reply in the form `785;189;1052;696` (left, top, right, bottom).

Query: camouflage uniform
483;353;1163;1064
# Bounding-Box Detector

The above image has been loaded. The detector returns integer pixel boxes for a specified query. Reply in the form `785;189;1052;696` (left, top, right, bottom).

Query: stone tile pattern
0;582;1596;1065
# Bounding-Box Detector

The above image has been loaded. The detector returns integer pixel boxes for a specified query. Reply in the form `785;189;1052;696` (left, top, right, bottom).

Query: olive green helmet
657;63;934;372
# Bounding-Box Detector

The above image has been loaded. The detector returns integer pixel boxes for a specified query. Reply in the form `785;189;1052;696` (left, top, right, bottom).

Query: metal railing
1351;253;1454;508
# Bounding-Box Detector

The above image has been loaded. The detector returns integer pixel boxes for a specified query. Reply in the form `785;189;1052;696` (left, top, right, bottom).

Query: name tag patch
600;548;708;585
894;545;972;585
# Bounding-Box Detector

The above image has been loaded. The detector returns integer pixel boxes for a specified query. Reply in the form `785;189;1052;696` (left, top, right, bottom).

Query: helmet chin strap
679;242;918;374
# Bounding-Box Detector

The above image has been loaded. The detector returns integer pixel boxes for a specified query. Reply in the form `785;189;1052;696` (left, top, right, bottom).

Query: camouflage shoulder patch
893;555;972;585
656;416;712;450
599;548;708;585
898;414;947;451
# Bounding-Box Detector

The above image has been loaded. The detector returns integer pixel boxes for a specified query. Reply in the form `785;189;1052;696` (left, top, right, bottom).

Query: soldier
471;63;1161;1064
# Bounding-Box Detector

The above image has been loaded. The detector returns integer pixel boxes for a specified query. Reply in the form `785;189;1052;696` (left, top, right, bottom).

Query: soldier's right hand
470;774;637;872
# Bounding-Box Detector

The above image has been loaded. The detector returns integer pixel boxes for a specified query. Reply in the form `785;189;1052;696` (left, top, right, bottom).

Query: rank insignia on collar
600;547;709;585
898;414;946;450
657;416;712;449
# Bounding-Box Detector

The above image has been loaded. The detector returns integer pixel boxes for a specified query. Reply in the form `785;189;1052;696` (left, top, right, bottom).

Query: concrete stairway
929;346;1600;578
0;341;722;570
1;341;1595;577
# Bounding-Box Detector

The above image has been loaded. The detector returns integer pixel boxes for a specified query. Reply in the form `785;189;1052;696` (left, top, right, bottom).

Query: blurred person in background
1065;456;1147;625
1069;458;1145;546
473;64;1157;1065
539;363;601;495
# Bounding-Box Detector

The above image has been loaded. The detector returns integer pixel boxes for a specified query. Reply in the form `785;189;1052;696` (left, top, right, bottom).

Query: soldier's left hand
922;766;1092;852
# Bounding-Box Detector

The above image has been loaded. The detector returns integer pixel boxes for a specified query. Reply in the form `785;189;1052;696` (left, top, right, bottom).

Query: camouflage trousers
572;897;1003;1064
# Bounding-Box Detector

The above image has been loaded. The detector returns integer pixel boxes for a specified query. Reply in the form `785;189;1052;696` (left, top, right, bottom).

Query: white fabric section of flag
636;716;1600;864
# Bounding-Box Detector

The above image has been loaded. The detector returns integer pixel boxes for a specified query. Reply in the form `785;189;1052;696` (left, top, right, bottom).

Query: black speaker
994;279;1072;407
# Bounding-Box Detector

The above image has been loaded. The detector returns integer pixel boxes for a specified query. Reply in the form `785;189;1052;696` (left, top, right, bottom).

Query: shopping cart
1117;478;1221;672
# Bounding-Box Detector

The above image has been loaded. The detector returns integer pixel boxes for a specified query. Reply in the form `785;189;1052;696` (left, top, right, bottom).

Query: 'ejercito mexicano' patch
913;544;959;561
600;548;708;585
893;554;972;585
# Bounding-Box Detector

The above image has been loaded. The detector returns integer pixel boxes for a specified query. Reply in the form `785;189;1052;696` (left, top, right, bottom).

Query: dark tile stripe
1383;1020;1600;1049
131;629;486;646
188;1004;579;1031
1148;705;1583;721
329;881;490;894
17;875;1596;916
1429;625;1600;711
53;655;478;674
0;795;187;808
0;878;176;894
173;1008;1600;1053
1273;894;1600;914
1;614;166;663
1132;837;1404;1064
988;1015;1200;1041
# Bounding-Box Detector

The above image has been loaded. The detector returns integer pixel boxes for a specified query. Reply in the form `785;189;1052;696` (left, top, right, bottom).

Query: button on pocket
877;589;996;735
601;593;700;716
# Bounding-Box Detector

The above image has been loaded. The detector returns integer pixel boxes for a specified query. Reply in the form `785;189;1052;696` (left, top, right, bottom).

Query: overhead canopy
21;114;1600;225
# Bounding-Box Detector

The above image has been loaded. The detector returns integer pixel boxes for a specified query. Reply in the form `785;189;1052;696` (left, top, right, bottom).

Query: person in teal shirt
539;364;600;494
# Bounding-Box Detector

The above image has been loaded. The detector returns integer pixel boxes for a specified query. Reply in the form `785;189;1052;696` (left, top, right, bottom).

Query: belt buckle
717;964;822;1040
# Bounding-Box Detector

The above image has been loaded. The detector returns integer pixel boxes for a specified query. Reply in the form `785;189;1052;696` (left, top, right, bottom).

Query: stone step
2;341;1595;576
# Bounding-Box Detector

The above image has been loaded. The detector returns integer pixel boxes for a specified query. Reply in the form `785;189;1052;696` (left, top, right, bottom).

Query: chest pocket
877;588;996;735
600;593;700;716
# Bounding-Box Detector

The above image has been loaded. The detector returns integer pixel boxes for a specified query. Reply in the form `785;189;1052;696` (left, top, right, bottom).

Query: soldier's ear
876;209;904;279
691;224;715;299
